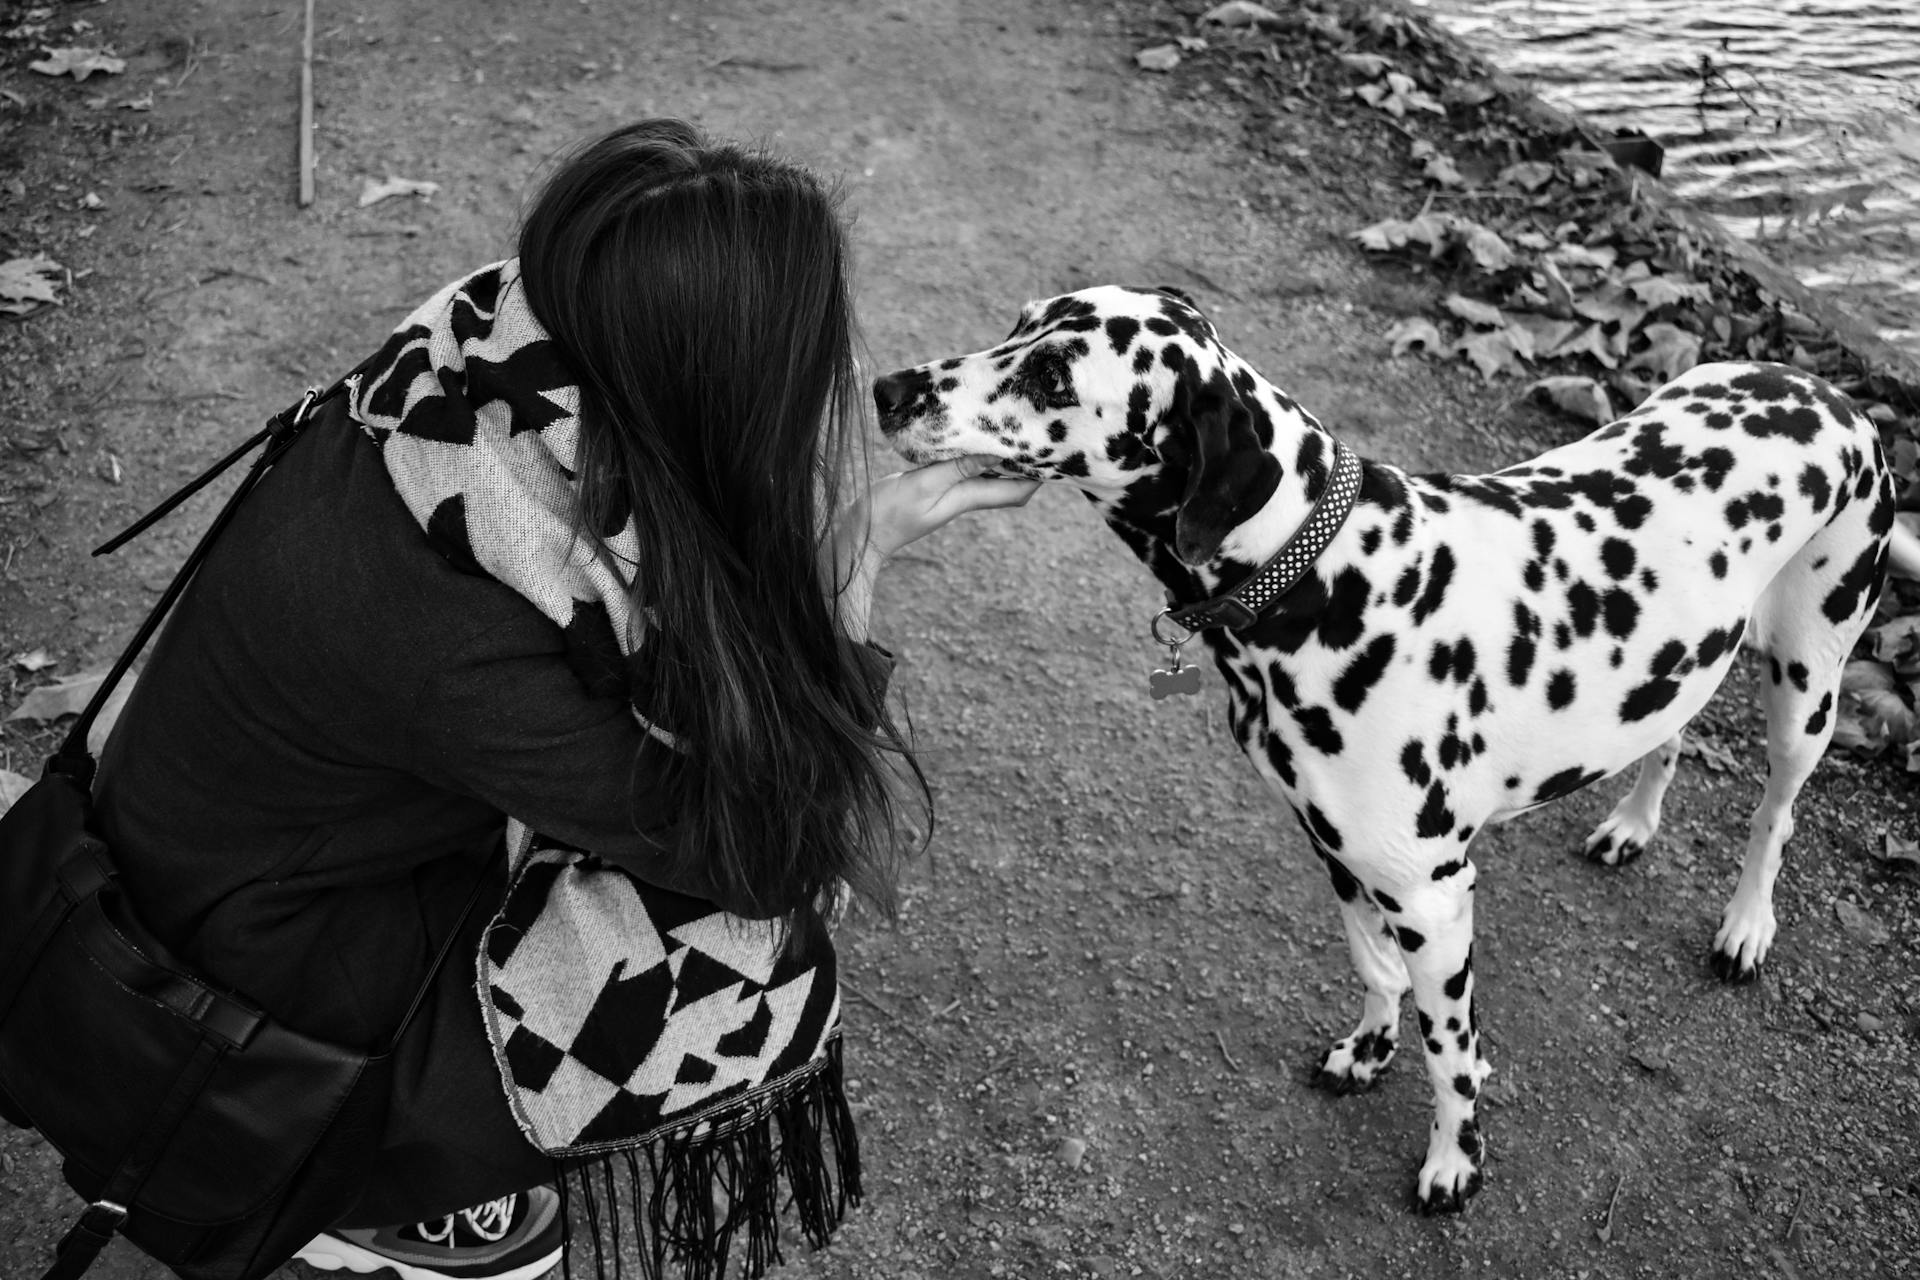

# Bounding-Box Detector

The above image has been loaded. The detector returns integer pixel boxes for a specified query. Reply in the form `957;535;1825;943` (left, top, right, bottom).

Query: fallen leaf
1846;686;1916;743
1573;282;1650;330
358;175;442;207
1134;44;1181;72
1443;294;1504;328
1547;243;1618;273
1444;82;1497;108
1503;313;1582;355
6;669;111;724
1527;375;1614;425
1874;834;1920;876
0;769;31;819
1843;659;1897;695
1627;322;1702;382
1199;1;1282;27
1834;900;1890;945
1546;323;1622;369
1385;316;1444;357
1454;329;1527;382
0;254;65;315
1628;275;1711;309
28;46;125;80
10;648;55;672
1497;161;1556;192
1337;53;1393;77
1174;35;1208;52
1351;214;1446;254
1457;223;1516;272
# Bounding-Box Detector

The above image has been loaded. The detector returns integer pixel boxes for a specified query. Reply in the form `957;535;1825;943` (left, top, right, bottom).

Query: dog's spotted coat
875;286;1918;1213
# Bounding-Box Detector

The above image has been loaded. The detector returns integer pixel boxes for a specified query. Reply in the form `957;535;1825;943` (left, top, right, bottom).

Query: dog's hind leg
1313;855;1409;1093
1392;865;1490;1214
1583;731;1685;867
1710;647;1846;980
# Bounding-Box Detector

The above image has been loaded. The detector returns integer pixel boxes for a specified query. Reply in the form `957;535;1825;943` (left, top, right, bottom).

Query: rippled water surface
1411;0;1920;357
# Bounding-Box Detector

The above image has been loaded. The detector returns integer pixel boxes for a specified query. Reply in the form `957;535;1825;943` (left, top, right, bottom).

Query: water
1409;0;1920;359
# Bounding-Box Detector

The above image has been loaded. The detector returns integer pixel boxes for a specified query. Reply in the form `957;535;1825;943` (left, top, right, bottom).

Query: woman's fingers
864;455;1042;556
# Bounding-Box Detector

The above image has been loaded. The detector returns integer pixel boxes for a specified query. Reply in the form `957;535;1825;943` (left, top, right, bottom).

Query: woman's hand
828;456;1041;639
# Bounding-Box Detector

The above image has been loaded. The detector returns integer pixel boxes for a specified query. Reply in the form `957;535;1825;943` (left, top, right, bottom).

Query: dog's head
874;285;1281;565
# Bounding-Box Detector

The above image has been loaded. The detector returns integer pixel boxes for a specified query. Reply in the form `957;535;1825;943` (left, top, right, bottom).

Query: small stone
1057;1137;1088;1170
1857;1012;1885;1034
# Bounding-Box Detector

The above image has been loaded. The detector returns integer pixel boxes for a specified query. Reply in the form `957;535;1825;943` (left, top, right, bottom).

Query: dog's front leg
1313;853;1409;1092
1392;865;1490;1214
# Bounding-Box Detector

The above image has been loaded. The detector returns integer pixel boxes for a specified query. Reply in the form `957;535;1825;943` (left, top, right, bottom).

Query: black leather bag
0;387;488;1280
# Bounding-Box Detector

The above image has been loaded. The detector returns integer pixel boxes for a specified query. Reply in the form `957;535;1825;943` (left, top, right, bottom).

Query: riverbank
2;1;1916;1278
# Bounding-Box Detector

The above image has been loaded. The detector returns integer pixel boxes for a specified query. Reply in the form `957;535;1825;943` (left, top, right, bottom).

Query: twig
1213;1028;1241;1073
298;0;316;206
972;1050;1027;1089
1596;1172;1624;1242
1783;1186;1805;1242
843;981;941;1056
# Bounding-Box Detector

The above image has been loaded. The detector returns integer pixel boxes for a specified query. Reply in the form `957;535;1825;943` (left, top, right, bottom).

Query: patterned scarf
344;260;859;1279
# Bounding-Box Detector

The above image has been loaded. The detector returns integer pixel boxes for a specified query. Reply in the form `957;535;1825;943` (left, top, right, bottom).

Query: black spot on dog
1262;733;1297;788
1412;545;1455;624
1361;526;1382;556
1533;765;1605;805
1394;564;1422;609
1321;851;1361;902
1397;926;1426;952
1602;588;1639;639
1452;1073;1478;1100
1402;739;1433;786
1823;544;1883;624
1131;345;1155;376
1524;561;1546;592
1319;567;1373;651
1799;463;1832;512
1104;315;1140;356
1507;632;1536;687
1805;690;1833;737
1302;801;1344;852
1546;669;1576;709
1295;705;1345;755
1786;661;1809;693
1443;947;1473;1000
1431;857;1467;880
1709;549;1728;578
1601;538;1636;579
1568;581;1599;638
1468;677;1489;716
1417;782;1455;838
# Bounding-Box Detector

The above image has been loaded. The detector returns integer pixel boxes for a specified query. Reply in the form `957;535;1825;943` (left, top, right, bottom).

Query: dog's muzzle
872;368;939;436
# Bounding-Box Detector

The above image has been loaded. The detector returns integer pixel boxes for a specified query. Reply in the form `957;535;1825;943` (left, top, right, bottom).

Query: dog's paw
1709;898;1776;982
1313;1028;1396;1094
1583;809;1655;868
1414;1118;1485;1215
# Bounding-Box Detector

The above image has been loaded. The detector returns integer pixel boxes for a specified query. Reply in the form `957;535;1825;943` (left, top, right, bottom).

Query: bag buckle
51;1199;129;1273
269;386;322;436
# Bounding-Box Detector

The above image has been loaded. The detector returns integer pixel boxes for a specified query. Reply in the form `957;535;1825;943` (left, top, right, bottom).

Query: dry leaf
1454;330;1527;382
7;668;111;724
1628;275;1711;309
1411;142;1464;187
1842;659;1896;695
1874;834;1920;875
1338;53;1393;77
1503;313;1582;355
0;769;31;820
1527;376;1615;426
1498;161;1556;192
1547;243;1618;273
1573;282;1650;330
1134;44;1181;72
1351;214;1446;254
1443;294;1504;328
1847;687;1916;743
1385;317;1444;357
1546;323;1622;370
0;255;65;315
1199;1;1282;27
1458;223;1515;272
1834;900;1890;945
28;46;126;80
358;175;442;207
10;648;55;672
1627;322;1702;382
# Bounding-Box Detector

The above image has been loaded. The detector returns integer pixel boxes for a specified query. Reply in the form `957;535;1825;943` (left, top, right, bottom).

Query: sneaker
295;1186;563;1280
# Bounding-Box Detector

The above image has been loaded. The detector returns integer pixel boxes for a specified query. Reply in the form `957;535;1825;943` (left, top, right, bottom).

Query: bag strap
44;381;350;790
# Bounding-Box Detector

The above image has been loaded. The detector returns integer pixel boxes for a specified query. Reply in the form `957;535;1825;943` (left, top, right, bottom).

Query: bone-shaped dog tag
1149;657;1203;700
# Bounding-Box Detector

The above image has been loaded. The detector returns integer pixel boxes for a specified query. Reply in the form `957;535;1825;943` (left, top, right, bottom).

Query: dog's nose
872;369;928;422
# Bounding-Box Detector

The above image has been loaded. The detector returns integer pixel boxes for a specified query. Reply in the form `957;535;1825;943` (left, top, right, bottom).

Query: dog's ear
1167;363;1282;566
1154;284;1199;308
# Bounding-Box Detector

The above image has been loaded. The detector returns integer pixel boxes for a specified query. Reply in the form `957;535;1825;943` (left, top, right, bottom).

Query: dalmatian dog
872;285;1919;1213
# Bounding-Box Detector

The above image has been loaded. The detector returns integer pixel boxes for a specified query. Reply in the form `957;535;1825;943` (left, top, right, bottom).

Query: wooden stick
297;0;315;206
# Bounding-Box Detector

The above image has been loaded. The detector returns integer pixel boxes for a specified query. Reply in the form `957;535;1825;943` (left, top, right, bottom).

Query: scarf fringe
554;1038;862;1280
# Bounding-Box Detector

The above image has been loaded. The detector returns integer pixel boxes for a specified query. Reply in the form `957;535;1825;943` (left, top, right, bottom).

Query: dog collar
1160;439;1362;634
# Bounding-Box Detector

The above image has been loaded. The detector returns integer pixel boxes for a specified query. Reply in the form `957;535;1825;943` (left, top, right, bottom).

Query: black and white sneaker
295;1186;562;1280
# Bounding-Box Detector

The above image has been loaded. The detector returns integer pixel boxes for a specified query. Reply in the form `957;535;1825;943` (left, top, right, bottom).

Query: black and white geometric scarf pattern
346;261;858;1278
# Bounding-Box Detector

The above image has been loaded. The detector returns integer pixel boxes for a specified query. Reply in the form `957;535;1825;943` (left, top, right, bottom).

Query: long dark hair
517;119;923;937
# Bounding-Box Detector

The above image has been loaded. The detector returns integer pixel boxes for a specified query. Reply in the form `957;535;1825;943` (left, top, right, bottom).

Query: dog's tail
1890;516;1920;580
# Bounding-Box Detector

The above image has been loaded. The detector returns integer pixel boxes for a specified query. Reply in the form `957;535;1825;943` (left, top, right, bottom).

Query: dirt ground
2;1;1918;1278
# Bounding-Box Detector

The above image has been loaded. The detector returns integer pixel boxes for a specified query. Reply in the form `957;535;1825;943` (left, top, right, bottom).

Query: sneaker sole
296;1232;561;1280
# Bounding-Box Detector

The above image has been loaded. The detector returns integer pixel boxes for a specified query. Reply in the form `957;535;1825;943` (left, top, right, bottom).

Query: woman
93;119;1037;1280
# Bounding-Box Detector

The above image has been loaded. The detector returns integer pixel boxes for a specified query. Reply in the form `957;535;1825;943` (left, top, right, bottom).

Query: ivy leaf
1351;214;1447;254
1409;141;1464;187
1527;376;1615;426
1385;317;1446;357
1457;222;1516;272
1573;281;1651;331
1627;322;1703;382
1504;313;1583;355
1443;294;1505;328
1546;323;1622;369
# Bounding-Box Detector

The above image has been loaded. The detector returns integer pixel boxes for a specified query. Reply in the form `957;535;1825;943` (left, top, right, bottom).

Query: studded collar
1162;440;1362;633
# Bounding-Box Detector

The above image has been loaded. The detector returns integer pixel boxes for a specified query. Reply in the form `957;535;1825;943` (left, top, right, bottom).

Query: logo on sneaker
461;1195;518;1244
